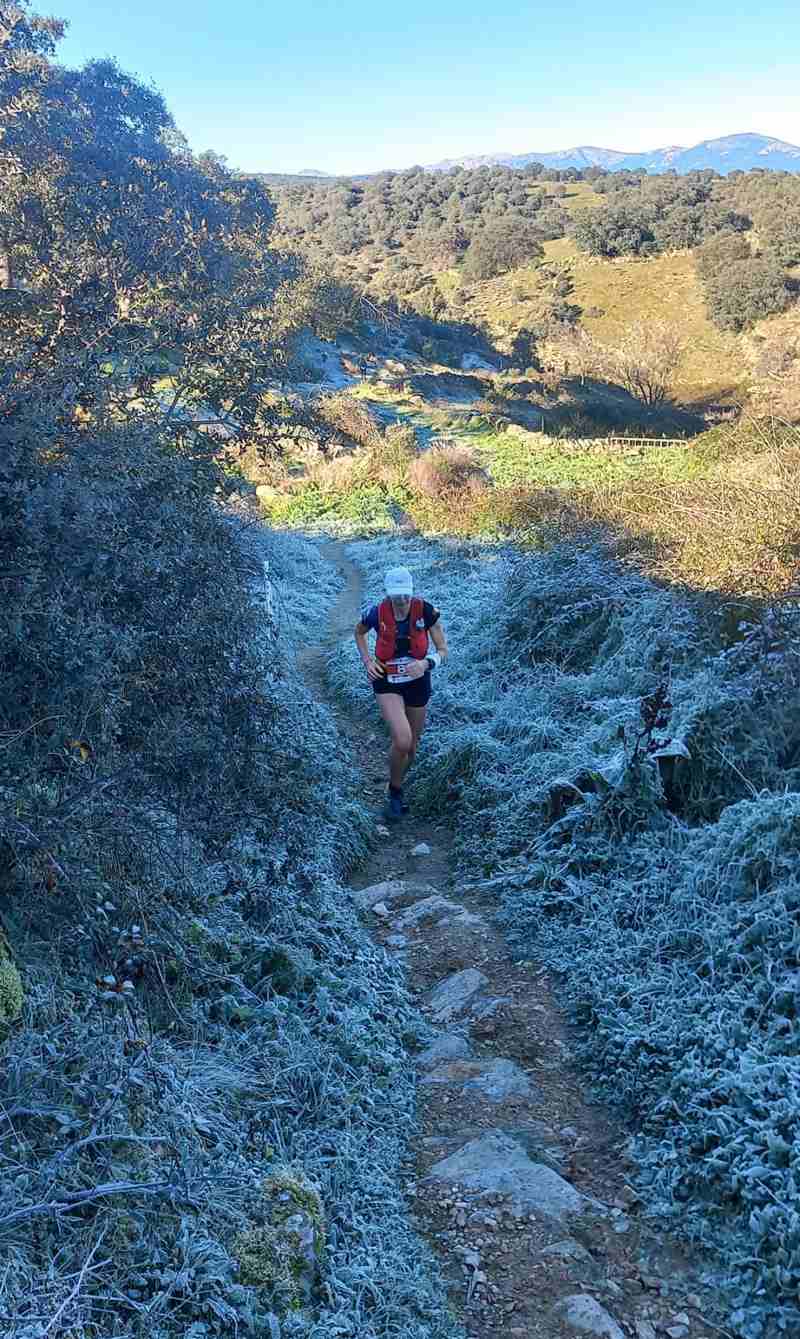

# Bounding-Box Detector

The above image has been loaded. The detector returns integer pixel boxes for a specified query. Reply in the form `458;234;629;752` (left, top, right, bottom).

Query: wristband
426;652;442;670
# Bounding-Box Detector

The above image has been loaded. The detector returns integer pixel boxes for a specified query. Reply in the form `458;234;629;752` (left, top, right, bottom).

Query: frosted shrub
339;532;800;1337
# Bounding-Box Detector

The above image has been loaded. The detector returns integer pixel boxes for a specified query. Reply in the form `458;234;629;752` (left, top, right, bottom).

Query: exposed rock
472;995;511;1020
411;841;432;856
552;1294;625;1339
428;968;488;1022
634;1322;657;1339
417;1033;473;1069
234;1167;325;1306
437;908;489;932
665;1328;690;1339
393;896;462;930
461;1058;536;1102
421;1059;489;1086
372;902;390;918
540;1239;596;1268
385;933;408;949
351;880;436;911
425;1132;587;1223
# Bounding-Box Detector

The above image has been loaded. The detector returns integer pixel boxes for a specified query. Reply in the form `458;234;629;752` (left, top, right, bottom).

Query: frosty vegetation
334;532;800;1339
0;507;460;1338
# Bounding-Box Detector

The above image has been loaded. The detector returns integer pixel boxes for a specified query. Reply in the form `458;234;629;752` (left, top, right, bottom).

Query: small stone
428;968;488;1023
417;1033;473;1069
634;1323;656;1339
425;1132;587;1223
376;824;391;837
351;879;437;911
471;996;512;1021
386;934;408;949
393;896;462;930
671;1314;690;1326
372;902;390;917
461;1057;538;1103
552;1294;625;1339
612;1214;631;1234
665;1329;689;1339
540;1239;595;1268
411;842;432;856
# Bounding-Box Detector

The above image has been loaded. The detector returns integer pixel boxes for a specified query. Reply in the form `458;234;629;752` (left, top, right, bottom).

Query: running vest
375;597;429;663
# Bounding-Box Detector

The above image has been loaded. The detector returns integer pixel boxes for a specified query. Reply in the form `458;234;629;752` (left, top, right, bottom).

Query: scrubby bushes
408;444;488;498
0;7;460;1334
0;444;458;1335
703;257;792;331
336;532;800;1337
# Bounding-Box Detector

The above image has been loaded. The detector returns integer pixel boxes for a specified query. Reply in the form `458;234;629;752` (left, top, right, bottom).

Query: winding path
302;538;727;1339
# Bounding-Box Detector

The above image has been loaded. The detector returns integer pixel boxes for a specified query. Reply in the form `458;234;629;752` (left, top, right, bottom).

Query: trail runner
354;565;448;821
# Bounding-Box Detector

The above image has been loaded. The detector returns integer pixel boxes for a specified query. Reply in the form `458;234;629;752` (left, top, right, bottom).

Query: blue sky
56;0;800;174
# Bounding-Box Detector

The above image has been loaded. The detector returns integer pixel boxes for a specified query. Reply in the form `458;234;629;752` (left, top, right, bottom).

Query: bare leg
404;704;428;773
377;693;414;789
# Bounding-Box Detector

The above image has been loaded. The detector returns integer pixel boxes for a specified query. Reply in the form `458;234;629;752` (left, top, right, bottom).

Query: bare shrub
611;320;685;406
316;392;383;449
363;422;418;488
408;445;488;499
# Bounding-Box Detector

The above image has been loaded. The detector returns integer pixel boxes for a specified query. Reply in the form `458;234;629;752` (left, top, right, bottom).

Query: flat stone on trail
421;1059;487;1086
417;1034;473;1069
428;968;488;1022
461;1058;536;1102
436;908;488;932
393;896;462;930
425;1132;587;1223
351;880;437;911
421;1058;534;1102
411;842;431;856
471;995;511;1020
551;1295;625;1339
540;1239;596;1267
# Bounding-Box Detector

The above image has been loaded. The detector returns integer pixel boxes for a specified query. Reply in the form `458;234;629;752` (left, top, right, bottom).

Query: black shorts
373;670;432;708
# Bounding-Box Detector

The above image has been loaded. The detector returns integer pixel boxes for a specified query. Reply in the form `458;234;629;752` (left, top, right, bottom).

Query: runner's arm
354;620;385;680
429;620;448;663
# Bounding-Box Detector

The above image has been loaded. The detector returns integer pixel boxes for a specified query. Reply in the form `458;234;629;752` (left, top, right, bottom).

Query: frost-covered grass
0;497;459;1339
335;531;800;1339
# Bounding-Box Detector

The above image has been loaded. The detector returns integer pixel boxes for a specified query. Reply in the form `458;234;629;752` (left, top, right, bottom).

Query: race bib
385;656;412;684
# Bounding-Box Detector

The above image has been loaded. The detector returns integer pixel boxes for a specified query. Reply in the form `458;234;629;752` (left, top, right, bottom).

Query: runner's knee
391;723;413;755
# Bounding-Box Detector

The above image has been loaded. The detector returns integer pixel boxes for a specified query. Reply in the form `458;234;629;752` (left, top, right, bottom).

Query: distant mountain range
425;133;800;175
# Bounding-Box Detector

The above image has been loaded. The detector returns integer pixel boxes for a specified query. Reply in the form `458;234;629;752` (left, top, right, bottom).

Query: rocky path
301;539;730;1339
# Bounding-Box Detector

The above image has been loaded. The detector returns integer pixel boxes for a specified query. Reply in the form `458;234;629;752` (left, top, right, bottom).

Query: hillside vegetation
0;8;458;1335
270;162;800;407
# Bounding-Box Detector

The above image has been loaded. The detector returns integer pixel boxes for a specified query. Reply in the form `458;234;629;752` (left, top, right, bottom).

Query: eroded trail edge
305;538;726;1339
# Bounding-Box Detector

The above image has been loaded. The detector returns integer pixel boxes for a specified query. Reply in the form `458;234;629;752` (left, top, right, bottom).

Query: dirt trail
303;539;728;1339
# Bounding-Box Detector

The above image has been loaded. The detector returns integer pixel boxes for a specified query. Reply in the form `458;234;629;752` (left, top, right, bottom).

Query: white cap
384;565;413;596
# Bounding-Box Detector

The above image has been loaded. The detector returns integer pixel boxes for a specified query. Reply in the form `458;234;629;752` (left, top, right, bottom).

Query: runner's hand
402;659;427;681
363;656;385;681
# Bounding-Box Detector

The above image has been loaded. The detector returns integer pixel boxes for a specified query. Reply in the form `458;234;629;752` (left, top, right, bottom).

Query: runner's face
390;594;411;618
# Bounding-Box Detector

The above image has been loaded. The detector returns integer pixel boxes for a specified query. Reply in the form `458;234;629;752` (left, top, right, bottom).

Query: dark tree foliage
571;170;756;258
703;257;793;331
270;161;567;306
460;216;544;281
571;200;659;258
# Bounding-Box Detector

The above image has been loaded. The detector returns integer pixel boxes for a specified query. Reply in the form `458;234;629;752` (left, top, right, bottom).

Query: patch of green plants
261;481;401;535
467;428;703;488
